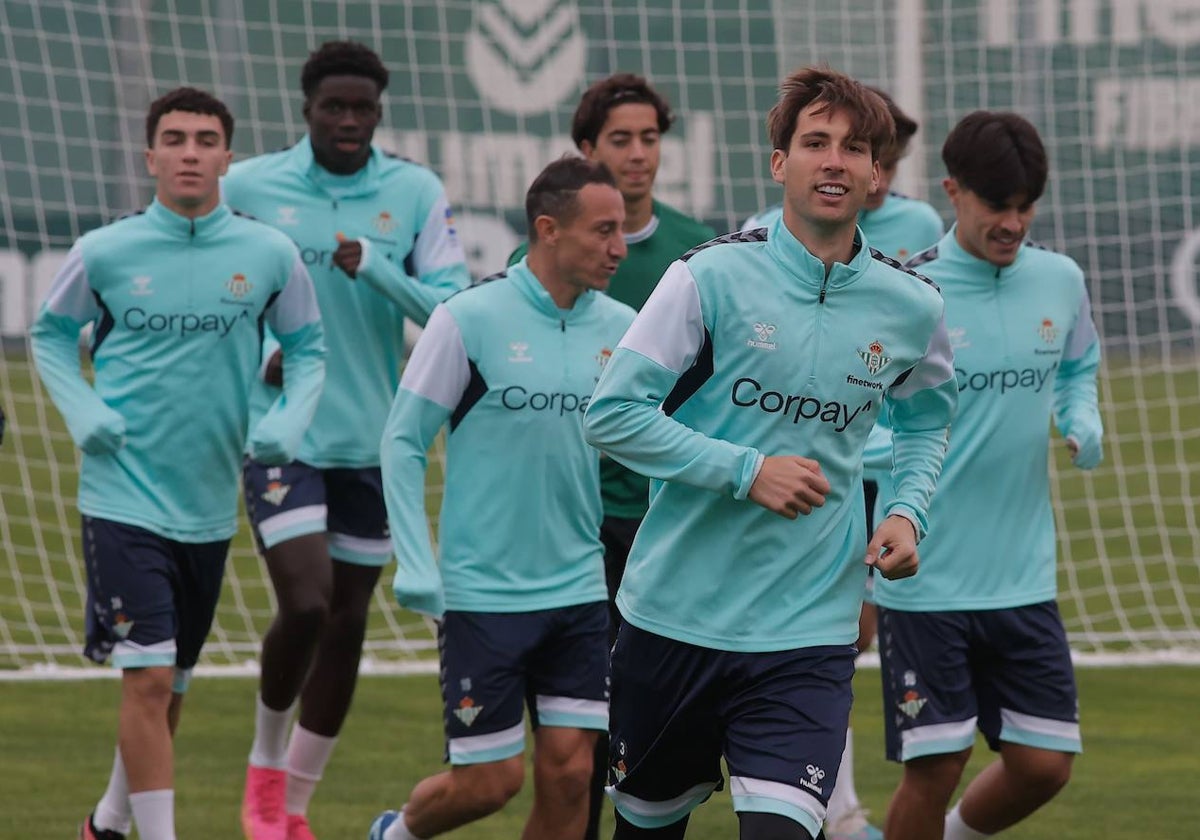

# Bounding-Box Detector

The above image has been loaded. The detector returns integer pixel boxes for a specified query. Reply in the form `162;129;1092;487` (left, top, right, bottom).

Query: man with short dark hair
743;86;945;840
873;110;1102;840
32;86;324;840
224;40;470;840
369;156;635;840
584;66;958;840
511;75;716;838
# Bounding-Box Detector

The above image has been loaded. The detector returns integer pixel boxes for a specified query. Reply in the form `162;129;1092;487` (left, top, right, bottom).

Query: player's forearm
381;391;447;616
1053;342;1101;434
273;323;326;432
30;313;112;439
862;421;894;473
356;240;466;326
585;353;761;499
886;425;950;540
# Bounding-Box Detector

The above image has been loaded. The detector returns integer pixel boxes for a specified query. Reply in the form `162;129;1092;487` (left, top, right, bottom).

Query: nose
611;232;628;260
822;145;845;171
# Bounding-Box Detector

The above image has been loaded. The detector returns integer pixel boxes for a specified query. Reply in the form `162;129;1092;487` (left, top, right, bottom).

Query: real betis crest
857;340;892;375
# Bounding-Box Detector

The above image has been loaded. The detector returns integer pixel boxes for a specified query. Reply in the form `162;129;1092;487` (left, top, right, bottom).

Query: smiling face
143;110;231;217
771;102;879;241
945;179;1035;267
304;74;382;175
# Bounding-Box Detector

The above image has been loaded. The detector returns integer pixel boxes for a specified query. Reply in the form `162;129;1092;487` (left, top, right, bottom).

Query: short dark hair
942;111;1048;205
868;87;918;154
570;73;673;149
301;40;389;99
767;66;894;161
145;87;234;148
525;156;619;242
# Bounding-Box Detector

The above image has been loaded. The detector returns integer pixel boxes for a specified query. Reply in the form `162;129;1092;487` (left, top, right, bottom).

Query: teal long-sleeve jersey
742;191;945;263
873;230;1103;611
31;199;325;542
584;220;958;652
382;261;636;618
223;139;471;468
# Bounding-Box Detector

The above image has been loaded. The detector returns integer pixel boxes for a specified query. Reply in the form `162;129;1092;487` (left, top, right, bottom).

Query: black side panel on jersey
90;291;116;354
662;328;714;417
450;360;489;431
681;228;767;262
257;290;281;349
870;247;939;292
403;233;418;277
903;245;940;271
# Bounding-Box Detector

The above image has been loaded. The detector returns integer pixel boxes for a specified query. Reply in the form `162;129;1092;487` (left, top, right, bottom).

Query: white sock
248;694;295;769
285;725;338;815
825;728;862;824
129;789;176;840
383;807;424;840
93;747;132;834
944;802;991;839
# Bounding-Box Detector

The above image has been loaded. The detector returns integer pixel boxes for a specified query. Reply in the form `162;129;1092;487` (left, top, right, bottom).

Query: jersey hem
618;604;858;653
444;589;608;614
78;503;237;544
874;589;1058;612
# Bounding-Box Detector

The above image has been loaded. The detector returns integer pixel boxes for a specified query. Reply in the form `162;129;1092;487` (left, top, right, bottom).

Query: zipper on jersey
807;271;831;382
993;265;1010;361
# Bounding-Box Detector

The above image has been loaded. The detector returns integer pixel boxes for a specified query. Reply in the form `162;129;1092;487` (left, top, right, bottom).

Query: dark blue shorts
438;603;610;765
878;602;1081;762
82;516;229;689
607;622;856;836
242;458;390;565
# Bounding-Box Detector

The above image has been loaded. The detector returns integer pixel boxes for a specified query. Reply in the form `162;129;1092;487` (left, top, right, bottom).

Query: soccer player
509;73;716;840
30;87;324;840
743;87;945;840
583;66;958;840
368;156;636;840
223;42;470;840
872;111;1103;840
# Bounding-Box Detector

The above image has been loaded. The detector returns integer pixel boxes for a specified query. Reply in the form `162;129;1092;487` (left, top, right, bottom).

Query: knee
1012;750;1073;798
279;595;330;633
123;667;175;710
469;757;525;813
539;745;595;803
903;750;971;800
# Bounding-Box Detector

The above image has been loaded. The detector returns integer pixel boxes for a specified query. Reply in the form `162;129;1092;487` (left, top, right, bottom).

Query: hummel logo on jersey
747;322;777;351
858;340;892;375
130;276;153;296
226;273;252;299
375;210;395;235
454;696;483;727
261;480;290;506
508;341;532;363
799;764;826;795
276;207;298;226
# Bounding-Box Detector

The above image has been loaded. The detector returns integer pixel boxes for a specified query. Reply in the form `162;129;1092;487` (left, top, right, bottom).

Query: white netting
2;0;1198;676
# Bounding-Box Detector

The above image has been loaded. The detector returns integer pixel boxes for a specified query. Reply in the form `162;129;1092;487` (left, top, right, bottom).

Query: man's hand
747;455;830;519
332;233;363;278
263;348;284;387
866;514;919;580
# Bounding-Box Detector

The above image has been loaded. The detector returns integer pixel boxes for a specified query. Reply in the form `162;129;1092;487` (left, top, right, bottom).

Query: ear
302;99;312;121
942;177;959;205
769;148;786;185
219;149;233;177
579;140;596;160
869;158;880;194
144;146;157;177
533;214;558;244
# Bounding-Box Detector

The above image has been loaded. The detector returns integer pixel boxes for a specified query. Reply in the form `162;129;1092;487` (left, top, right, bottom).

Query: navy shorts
439;603;610;765
243;458;391;566
607;622;856;836
878;602;1081;762
82;516;229;689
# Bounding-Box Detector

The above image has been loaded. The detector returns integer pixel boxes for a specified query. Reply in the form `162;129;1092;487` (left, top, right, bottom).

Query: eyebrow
160;129;222;141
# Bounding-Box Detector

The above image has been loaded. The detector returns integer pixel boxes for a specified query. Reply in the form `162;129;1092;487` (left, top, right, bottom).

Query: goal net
2;0;1198;676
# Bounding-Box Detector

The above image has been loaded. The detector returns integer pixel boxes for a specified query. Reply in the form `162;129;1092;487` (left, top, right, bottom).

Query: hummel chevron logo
466;0;587;115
